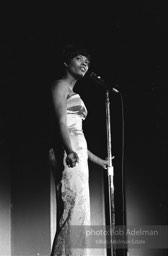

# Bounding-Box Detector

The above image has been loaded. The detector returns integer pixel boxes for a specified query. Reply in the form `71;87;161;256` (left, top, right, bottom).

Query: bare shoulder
51;79;69;98
51;79;68;91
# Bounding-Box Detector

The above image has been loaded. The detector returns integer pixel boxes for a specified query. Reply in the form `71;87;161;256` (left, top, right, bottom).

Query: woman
50;44;108;256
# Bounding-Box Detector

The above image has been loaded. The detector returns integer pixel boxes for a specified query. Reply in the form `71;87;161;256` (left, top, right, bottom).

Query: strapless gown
51;93;91;256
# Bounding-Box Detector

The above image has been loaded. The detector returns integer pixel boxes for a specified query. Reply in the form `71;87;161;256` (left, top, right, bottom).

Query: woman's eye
76;56;89;66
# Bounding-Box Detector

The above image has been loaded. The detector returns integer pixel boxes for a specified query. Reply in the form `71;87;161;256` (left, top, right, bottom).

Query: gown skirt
50;93;91;256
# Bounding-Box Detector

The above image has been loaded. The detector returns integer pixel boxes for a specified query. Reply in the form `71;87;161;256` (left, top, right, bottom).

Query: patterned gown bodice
67;93;87;134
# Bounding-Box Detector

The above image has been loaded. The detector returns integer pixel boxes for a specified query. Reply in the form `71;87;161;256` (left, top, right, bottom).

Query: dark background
1;1;167;255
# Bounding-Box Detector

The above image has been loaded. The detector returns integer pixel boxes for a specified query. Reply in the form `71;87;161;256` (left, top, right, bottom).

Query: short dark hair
62;44;91;66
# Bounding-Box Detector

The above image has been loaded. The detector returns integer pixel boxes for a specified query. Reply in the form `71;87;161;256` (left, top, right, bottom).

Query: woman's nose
81;61;86;66
82;61;88;67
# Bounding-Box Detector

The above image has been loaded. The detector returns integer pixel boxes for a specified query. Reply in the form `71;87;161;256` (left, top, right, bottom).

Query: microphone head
90;72;120;93
90;72;105;86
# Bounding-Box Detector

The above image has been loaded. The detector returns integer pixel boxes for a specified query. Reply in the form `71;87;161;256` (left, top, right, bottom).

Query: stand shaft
105;90;116;256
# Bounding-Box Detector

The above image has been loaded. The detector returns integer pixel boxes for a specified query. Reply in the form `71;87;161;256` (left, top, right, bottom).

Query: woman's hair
62;44;91;66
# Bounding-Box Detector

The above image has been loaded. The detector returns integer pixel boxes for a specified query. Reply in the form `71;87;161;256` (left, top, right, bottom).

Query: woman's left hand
99;158;109;170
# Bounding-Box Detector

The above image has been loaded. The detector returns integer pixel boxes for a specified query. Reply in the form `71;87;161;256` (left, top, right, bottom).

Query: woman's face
67;54;90;79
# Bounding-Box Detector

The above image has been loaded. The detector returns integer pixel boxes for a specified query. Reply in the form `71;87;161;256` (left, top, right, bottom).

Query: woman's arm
51;81;79;167
88;150;108;169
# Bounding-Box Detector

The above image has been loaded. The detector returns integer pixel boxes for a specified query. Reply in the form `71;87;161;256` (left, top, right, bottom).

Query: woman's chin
75;72;85;79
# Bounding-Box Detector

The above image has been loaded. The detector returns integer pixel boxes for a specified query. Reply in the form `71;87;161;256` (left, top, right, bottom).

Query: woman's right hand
66;151;79;168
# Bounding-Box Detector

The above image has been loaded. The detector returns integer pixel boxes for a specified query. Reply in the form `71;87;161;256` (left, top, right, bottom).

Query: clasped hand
66;151;79;168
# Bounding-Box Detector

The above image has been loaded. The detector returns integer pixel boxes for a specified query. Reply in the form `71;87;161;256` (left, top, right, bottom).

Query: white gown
50;93;91;256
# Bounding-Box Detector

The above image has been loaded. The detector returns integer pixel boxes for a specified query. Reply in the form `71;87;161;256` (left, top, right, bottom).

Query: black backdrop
1;2;167;256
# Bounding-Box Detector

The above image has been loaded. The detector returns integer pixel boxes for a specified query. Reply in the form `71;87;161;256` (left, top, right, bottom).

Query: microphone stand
90;73;118;255
105;89;116;256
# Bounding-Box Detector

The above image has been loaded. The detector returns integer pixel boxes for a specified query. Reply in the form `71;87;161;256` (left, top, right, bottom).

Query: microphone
90;72;119;93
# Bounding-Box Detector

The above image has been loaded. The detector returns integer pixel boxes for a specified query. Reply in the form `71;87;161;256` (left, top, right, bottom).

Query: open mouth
80;67;86;72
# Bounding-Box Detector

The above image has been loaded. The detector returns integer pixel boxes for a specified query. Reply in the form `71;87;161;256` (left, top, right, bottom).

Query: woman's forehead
74;54;90;61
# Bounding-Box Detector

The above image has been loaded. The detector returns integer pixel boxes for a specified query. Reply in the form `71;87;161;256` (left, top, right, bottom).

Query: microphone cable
117;90;128;256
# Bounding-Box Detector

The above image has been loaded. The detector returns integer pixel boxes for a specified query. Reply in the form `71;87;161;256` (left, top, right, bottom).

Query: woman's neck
62;75;77;91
